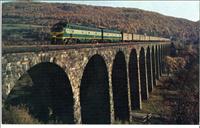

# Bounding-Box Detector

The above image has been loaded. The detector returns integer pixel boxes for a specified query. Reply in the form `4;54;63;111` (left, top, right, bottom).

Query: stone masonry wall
2;42;170;124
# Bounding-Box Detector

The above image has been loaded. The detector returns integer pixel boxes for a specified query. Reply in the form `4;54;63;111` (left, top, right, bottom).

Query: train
50;21;170;44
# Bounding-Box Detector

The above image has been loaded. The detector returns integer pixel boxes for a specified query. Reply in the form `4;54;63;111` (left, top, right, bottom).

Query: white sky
2;0;200;21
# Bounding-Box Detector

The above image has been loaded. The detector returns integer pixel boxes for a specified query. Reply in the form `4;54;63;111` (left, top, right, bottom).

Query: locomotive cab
51;22;66;44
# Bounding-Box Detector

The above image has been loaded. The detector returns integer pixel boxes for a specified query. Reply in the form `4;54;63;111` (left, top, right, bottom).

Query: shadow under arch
6;62;74;124
151;46;156;86
112;51;129;122
155;45;159;79
158;45;162;76
129;49;140;110
139;47;148;100
146;46;153;92
80;54;110;124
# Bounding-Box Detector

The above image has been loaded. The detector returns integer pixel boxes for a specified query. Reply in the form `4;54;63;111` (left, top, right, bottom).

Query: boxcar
139;35;145;41
122;33;132;42
133;34;142;41
149;36;156;41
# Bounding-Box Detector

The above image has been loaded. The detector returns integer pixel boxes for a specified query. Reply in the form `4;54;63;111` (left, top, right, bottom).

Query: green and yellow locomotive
51;22;122;44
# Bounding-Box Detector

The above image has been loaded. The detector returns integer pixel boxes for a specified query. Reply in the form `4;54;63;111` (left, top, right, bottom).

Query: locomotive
51;21;170;44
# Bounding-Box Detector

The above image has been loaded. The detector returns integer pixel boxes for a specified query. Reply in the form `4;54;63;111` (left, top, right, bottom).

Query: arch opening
80;54;110;124
139;48;148;100
146;47;153;92
6;62;74;124
160;45;163;74
151;46;156;86
155;46;159;79
112;51;129;122
162;45;166;73
129;49;140;110
159;46;162;76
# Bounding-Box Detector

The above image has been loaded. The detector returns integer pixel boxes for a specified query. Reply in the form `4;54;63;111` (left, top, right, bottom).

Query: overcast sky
2;0;199;21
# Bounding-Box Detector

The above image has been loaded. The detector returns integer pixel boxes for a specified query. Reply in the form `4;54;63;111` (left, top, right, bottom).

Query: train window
51;23;63;32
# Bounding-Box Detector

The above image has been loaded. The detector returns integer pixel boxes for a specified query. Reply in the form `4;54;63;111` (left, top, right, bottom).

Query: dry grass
131;76;178;124
2;105;40;124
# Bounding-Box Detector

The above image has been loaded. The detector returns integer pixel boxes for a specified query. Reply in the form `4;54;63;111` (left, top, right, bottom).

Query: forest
2;2;199;45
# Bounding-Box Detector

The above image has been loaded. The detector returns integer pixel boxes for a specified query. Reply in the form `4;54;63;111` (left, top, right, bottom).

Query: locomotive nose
51;32;57;35
51;31;64;36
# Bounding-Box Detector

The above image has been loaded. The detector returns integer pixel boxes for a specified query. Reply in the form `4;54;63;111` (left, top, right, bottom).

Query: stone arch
128;49;140;110
146;46;153;92
139;47;148;100
112;51;129;122
80;54;110;124
151;46;156;86
6;62;74;124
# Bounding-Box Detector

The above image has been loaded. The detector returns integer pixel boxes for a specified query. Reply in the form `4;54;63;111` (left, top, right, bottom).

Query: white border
1;1;200;128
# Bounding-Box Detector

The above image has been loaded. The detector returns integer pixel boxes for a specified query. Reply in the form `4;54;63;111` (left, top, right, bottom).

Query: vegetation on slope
161;44;199;124
2;105;40;124
2;2;199;45
133;44;199;124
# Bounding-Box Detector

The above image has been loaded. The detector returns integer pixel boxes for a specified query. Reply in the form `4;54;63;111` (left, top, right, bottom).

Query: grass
2;23;48;43
133;87;167;114
2;23;43;30
2;105;41;124
141;91;164;114
131;76;177;124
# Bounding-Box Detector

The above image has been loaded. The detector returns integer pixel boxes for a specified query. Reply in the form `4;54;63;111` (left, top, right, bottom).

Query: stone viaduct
2;42;170;124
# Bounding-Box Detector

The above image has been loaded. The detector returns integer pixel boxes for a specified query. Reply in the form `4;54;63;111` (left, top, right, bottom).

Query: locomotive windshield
51;22;67;32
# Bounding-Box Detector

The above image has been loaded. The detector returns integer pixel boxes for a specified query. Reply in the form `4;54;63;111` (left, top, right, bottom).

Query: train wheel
64;39;68;45
51;40;54;45
67;39;76;45
51;38;56;44
100;40;104;43
77;39;80;44
107;40;112;43
91;40;97;44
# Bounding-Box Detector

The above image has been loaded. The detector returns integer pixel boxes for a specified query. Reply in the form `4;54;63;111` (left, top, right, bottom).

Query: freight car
122;33;170;42
51;22;170;44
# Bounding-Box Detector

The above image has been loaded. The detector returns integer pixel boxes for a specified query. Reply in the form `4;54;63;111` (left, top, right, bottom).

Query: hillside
2;2;199;45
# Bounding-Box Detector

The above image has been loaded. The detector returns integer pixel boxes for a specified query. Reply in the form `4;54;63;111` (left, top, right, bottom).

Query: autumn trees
163;44;199;124
2;2;199;45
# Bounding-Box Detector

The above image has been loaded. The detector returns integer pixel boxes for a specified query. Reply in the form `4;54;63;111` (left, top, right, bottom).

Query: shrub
163;56;186;74
2;105;40;124
164;44;199;124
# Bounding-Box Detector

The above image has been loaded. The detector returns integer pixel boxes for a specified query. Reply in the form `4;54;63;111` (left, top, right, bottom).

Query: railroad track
2;41;169;54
